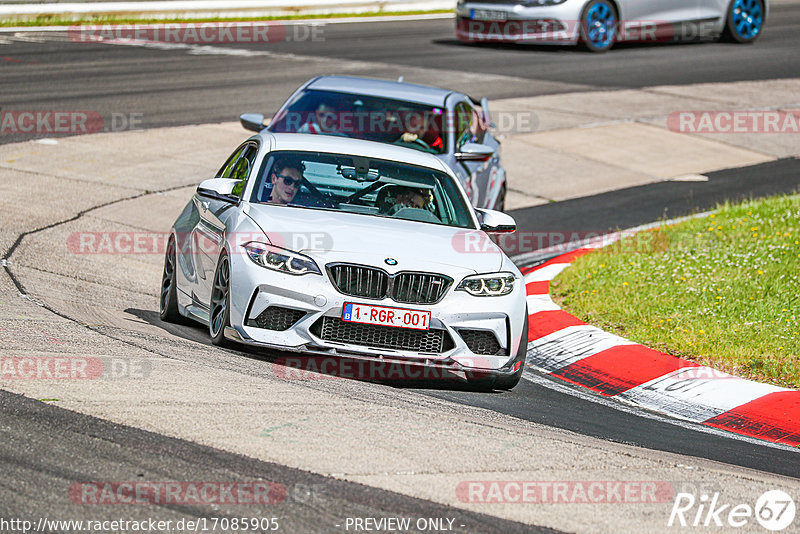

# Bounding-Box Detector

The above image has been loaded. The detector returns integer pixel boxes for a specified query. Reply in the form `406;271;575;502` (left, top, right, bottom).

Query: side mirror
197;178;241;203
240;113;266;133
455;142;495;162
476;208;516;234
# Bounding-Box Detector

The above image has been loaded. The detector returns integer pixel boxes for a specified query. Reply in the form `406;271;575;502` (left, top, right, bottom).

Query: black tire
579;0;618;53
159;236;184;323
722;0;765;43
465;369;497;392
209;252;235;347
493;310;528;391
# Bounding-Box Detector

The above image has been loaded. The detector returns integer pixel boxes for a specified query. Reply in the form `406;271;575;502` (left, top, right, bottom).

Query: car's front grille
246;306;306;331
327;264;452;305
458;329;506;356
328;264;390;299
311;317;454;354
392;273;451;304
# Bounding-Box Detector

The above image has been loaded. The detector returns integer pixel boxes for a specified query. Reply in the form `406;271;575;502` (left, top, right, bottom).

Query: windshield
268;90;447;155
249;151;474;229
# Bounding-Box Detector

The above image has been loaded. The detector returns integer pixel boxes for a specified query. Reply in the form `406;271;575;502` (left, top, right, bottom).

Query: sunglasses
274;173;302;188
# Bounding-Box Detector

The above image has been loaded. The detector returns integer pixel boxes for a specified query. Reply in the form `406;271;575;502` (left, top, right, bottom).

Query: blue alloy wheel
580;0;617;52
726;0;764;43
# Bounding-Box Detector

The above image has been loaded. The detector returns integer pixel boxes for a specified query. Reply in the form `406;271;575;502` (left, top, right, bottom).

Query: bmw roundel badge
385;258;398;266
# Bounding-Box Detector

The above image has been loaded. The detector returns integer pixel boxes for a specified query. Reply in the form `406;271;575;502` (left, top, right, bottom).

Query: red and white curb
521;243;800;448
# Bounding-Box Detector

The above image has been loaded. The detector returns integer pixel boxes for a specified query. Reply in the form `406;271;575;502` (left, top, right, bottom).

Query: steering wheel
395;133;431;151
305;184;338;208
410;138;431;150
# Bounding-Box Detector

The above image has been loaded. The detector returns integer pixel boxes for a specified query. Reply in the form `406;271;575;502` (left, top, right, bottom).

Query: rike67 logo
669;490;796;531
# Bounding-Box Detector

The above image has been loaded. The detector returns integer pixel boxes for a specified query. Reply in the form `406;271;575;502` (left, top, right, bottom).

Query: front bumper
455;2;584;44
226;250;527;373
225;326;524;382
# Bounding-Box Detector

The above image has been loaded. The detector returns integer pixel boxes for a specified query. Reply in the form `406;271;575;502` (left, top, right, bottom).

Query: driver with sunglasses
268;158;305;205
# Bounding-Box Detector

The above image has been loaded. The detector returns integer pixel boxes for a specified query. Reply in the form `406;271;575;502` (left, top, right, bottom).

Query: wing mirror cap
476;208;516;234
240;113;267;132
455;142;495;162
197;178;241;203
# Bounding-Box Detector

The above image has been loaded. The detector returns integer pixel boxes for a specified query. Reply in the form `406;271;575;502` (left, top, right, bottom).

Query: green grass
0;10;451;27
551;194;800;388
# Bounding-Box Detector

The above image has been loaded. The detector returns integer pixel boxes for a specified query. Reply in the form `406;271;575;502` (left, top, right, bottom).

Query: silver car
456;0;767;52
240;76;508;211
160;133;528;390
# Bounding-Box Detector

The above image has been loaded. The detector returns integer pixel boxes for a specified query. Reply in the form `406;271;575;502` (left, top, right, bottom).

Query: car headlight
456;272;516;297
243;242;321;276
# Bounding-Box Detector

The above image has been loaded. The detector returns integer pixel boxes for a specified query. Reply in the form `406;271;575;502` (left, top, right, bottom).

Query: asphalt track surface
1;7;800;529
0;3;799;144
0;390;545;533
509;158;800;238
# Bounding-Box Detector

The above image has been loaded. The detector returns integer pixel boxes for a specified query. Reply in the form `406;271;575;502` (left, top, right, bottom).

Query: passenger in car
378;186;433;216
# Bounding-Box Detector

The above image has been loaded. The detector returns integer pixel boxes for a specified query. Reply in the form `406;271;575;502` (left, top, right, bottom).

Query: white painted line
0;1;456;17
520;369;796;452
294;13;455;24
7;33;46;43
527;325;635;373
526;294;560;314
98;37;296;58
670;174;709;182
523;263;569;283
0;13;455;34
618;367;790;423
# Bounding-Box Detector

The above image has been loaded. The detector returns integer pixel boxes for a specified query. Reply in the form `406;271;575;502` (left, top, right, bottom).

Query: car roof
259;132;453;174
305;76;456;107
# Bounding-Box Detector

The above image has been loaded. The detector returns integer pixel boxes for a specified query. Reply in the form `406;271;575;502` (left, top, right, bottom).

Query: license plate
342;303;431;331
471;9;508;21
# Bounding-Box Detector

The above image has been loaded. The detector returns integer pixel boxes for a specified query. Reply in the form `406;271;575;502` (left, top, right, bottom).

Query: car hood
243;203;504;275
